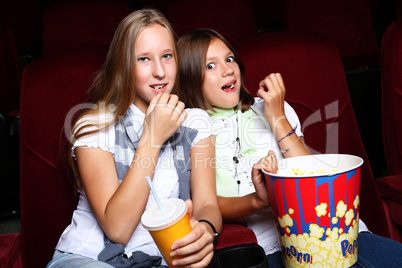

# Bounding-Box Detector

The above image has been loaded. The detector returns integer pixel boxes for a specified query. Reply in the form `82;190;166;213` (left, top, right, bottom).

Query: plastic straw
146;176;165;213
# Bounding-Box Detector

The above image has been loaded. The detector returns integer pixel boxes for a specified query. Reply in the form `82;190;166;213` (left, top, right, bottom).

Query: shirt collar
207;107;236;120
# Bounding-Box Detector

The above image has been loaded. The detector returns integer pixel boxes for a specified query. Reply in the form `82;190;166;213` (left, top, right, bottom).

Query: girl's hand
256;73;286;127
142;92;188;148
170;200;215;267
251;150;277;210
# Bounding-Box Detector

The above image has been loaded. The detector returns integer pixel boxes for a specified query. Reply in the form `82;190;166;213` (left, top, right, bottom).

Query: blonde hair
69;9;178;193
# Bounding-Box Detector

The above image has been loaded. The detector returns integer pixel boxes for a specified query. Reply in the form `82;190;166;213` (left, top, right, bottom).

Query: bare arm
218;194;262;223
218;151;277;223
170;135;222;267
76;93;187;244
76;142;160;244
191;135;222;233
257;73;311;158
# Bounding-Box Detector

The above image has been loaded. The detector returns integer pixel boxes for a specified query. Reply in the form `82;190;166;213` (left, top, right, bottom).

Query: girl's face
202;38;241;109
134;24;177;113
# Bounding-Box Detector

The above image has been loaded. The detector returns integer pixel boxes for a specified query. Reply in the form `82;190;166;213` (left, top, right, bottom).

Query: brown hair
68;9;178;193
177;28;254;112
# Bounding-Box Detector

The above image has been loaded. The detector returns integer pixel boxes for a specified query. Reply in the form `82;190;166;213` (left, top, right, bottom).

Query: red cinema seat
18;45;109;268
233;31;389;238
381;18;402;177
168;0;258;41
284;0;379;69
43;0;129;55
376;17;402;243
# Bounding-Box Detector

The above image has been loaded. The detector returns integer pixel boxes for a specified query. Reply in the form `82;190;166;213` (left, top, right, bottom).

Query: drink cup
141;198;192;268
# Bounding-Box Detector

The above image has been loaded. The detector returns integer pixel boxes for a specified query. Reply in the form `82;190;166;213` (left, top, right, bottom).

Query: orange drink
141;198;192;268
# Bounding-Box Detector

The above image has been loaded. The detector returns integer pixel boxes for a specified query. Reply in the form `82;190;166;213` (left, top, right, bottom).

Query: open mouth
221;82;235;92
150;84;167;92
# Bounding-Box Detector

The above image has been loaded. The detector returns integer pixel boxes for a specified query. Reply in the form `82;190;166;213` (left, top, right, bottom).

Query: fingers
262;150;278;174
148;92;170;116
256;73;286;126
166;93;179;108
143;93;188;147
172;244;213;267
185;199;194;224
257;73;282;103
176;101;188;124
156;92;177;113
251;152;274;209
147;91;162;115
178;109;188;124
152;93;187;121
275;73;284;87
258;73;284;92
170;221;214;267
253;150;278;174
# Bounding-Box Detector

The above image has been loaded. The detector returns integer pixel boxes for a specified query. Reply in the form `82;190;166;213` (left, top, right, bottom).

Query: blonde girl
47;10;221;268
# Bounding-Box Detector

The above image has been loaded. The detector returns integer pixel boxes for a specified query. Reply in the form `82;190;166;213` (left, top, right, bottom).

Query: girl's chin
213;101;239;109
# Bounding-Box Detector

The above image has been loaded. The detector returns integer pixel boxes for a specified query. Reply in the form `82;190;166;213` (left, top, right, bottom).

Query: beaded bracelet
277;124;298;143
281;136;301;154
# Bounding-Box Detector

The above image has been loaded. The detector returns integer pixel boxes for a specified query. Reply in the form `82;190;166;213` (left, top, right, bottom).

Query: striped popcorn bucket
263;154;363;268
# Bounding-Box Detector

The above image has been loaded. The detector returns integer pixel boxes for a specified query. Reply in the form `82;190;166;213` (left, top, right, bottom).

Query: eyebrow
136;48;174;57
206;50;234;62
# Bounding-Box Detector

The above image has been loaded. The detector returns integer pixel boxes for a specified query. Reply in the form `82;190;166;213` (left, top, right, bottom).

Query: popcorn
278;213;294;228
309;224;325;238
345;209;354;226
289;208;294;215
315;203;327;217
286;168;337;176
278;197;359;267
353;196;360;209
264;155;363;267
336;200;347;218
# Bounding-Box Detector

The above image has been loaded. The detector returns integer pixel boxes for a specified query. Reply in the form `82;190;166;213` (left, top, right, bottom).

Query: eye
206;63;215;70
162;54;172;60
227;56;235;62
138;57;149;62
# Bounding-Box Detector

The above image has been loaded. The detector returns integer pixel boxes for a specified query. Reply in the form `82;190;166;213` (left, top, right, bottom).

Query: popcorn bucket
262;154;363;267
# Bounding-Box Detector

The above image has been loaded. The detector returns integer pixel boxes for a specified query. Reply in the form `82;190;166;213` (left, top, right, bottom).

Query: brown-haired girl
177;28;311;267
177;28;402;268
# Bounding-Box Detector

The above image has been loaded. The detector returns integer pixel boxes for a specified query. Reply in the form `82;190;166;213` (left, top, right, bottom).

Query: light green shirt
208;107;257;196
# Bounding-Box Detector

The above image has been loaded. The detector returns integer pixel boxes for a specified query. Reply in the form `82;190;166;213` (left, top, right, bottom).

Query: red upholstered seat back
376;18;402;244
234;31;389;238
381;18;402;176
284;0;379;68
19;45;108;268
168;0;258;41
43;0;129;55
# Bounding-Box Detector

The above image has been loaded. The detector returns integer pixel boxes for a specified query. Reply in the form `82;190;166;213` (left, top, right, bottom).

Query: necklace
233;111;242;194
